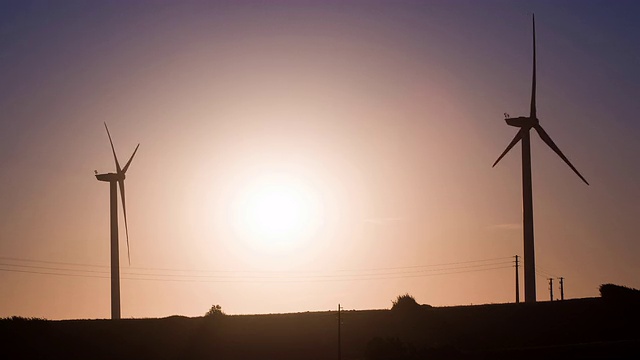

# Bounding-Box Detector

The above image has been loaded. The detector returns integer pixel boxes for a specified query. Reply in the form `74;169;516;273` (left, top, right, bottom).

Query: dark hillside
1;297;638;359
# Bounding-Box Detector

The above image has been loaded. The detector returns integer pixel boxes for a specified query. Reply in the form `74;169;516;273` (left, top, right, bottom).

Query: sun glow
231;172;324;250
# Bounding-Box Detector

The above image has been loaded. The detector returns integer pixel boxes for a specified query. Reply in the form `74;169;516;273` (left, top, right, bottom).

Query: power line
0;255;513;276
536;264;557;278
329;262;514;277
535;270;554;280
0;256;108;269
0;264;513;283
0;261;512;280
0;263;109;274
335;256;514;272
535;267;556;279
0;261;511;279
0;267;110;279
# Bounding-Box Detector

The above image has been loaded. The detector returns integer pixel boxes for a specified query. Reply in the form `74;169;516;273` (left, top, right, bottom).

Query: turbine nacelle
505;116;539;128
95;172;125;182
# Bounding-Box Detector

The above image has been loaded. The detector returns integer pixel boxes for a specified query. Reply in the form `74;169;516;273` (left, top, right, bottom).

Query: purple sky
1;1;639;319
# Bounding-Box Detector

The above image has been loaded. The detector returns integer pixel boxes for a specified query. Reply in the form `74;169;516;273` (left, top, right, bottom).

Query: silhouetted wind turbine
95;123;139;319
492;15;589;303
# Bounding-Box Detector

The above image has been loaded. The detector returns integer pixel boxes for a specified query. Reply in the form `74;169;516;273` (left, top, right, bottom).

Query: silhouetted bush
391;293;421;312
204;304;225;318
0;316;46;321
599;283;640;303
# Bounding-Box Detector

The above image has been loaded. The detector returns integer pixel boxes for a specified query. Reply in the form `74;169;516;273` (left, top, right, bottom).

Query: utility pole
338;304;343;360
559;277;564;300
515;255;520;303
548;278;554;301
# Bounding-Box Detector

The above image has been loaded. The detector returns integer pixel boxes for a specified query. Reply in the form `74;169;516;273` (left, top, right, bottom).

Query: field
2;297;638;359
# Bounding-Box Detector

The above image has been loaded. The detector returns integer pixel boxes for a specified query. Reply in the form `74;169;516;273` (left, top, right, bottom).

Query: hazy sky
1;0;639;319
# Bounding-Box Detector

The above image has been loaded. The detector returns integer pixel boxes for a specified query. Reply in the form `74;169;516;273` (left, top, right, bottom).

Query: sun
231;172;323;250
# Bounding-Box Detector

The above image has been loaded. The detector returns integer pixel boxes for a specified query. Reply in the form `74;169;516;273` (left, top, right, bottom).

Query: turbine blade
118;179;131;265
104;123;122;173
530;14;537;119
122;144;140;174
534;124;589;185
492;129;524;167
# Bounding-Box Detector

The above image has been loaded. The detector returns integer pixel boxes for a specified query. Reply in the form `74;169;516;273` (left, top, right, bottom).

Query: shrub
1;316;46;321
204;304;225;317
391;293;420;312
599;283;640;303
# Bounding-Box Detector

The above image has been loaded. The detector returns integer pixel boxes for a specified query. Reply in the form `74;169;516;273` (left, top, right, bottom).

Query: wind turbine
492;15;589;303
95;123;139;319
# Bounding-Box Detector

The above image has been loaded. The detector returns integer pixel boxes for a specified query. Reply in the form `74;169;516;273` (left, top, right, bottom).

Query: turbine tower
95;123;139;319
492;15;588;303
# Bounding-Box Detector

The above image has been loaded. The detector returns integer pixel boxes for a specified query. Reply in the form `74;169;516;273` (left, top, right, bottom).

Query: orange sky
1;1;639;319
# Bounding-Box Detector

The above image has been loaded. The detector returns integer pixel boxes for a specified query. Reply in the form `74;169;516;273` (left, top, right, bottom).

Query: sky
1;0;639;320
